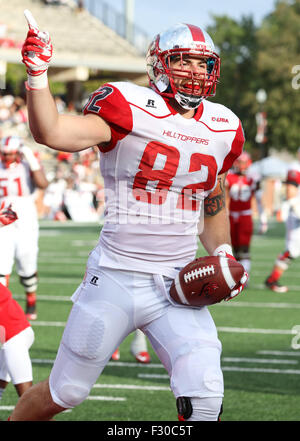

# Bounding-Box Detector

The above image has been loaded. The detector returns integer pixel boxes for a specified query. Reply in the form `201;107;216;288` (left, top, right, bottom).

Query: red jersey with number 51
83;82;244;276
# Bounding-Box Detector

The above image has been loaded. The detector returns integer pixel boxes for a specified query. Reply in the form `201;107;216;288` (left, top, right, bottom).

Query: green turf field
1;219;300;421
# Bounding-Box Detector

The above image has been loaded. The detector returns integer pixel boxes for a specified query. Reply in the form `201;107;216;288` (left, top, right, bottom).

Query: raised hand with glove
22;9;53;90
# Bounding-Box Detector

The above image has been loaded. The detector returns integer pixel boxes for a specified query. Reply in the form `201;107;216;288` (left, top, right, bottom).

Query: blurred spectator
43;165;67;220
60;173;99;222
1;91;105;224
77;0;84;12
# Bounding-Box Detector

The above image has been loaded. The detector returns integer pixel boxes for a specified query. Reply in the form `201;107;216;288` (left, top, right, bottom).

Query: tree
207;15;261;155
256;0;300;152
207;0;300;155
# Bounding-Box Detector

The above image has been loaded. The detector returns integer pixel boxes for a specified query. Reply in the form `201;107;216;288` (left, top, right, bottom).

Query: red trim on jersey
83;84;133;153
219;120;245;174
0;283;30;342
198;120;237;133
186;24;205;42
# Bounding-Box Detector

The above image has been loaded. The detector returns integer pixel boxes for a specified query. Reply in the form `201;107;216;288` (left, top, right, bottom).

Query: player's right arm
22;10;111;152
26;91;111;152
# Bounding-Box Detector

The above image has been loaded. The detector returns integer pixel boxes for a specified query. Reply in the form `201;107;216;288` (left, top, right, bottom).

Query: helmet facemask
165;51;220;109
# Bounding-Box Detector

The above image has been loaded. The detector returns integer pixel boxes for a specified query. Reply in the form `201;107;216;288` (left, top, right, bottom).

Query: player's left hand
215;248;248;301
0;202;18;227
224;269;248;301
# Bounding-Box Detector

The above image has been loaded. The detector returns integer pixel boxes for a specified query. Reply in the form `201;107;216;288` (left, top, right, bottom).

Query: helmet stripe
5;136;11;147
185;23;205;42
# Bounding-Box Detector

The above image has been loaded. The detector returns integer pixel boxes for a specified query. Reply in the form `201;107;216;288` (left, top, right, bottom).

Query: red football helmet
146;23;220;110
0;136;23;168
285;169;300;186
232;152;252;175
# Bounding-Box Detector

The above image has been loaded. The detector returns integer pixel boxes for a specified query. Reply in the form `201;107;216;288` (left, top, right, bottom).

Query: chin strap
174;91;203;110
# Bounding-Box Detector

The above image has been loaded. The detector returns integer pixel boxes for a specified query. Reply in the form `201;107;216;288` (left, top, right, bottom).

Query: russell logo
90;275;99;286
212;117;229;123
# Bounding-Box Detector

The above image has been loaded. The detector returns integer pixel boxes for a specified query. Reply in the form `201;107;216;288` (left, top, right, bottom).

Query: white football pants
0;220;39;277
49;247;224;411
0;327;34;384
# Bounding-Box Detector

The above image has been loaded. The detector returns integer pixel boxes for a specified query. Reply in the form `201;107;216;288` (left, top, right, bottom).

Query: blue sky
107;0;277;36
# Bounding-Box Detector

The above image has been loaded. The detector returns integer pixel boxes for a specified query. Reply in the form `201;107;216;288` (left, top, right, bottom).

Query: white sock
186;397;223;421
240;258;251;275
130;329;147;355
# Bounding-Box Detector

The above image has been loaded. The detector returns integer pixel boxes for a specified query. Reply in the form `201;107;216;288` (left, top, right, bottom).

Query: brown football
169;256;244;307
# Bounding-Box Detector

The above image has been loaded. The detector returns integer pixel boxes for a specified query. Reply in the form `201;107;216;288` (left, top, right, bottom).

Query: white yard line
86;396;126;401
139;366;300;377
217;326;296;335
38;259;85;264
222;366;300;375
93;384;170;391
217;301;300;309
11;277;81;284
257;350;300;357
222;357;297;364
31;321;66;327
251;284;300;291
12;292;300;310
14;294;71;302
29;321;298;336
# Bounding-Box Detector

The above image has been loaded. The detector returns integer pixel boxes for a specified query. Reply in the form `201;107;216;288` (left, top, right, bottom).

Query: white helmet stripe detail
219;256;236;290
174;272;189;305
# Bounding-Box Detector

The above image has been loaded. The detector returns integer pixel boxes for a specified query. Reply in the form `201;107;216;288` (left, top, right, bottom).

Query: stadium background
0;0;300;421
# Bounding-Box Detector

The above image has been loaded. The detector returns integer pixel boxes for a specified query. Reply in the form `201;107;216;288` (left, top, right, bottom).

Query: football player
0;203;35;402
0;135;48;320
10;13;247;421
265;169;300;292
225;152;257;278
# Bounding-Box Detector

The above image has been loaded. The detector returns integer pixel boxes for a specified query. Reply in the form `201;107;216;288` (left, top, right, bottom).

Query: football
169;256;244;307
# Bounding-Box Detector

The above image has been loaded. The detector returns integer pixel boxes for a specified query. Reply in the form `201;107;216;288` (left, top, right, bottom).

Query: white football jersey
0;160;38;224
84;82;244;276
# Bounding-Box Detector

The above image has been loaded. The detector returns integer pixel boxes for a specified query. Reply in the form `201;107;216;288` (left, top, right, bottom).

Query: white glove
20;145;41;172
0;202;18;227
22;9;53;90
213;243;249;301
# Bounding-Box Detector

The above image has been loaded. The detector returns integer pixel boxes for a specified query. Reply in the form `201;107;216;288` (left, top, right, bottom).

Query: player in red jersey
225;152;257;279
0;135;48;320
265;169;300;292
0;203;35;403
10;13;247;421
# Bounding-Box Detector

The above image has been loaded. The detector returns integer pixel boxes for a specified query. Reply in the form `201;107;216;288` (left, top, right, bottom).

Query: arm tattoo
204;175;226;217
